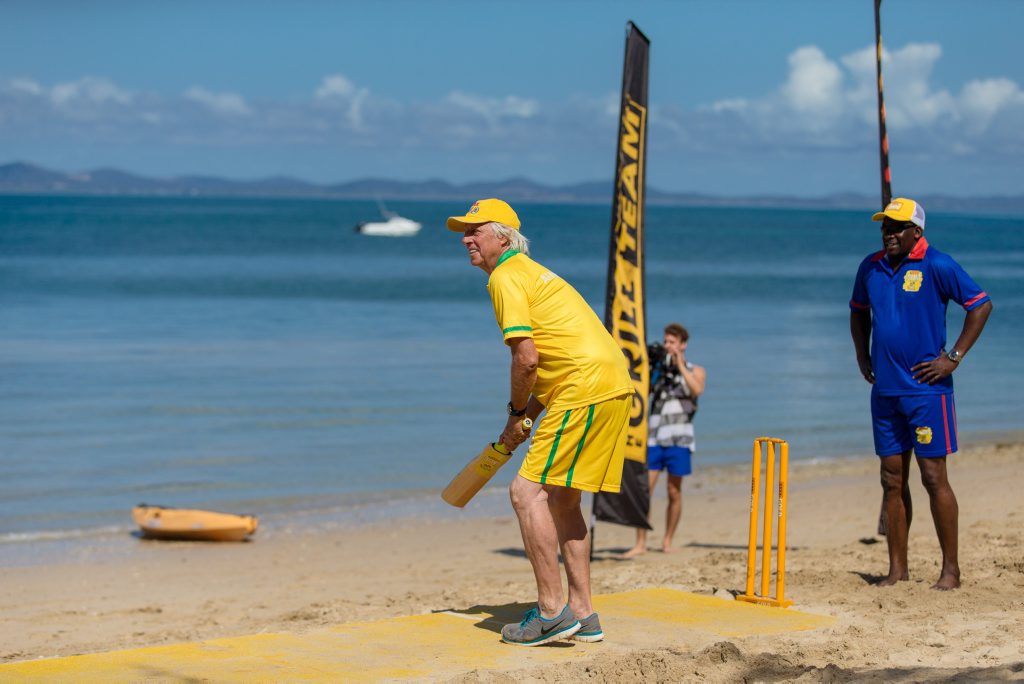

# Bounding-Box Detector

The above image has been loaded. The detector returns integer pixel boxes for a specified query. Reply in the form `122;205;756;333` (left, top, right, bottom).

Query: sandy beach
2;439;1023;681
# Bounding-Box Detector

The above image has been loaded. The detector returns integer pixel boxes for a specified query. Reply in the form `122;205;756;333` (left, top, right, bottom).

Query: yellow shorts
519;394;631;493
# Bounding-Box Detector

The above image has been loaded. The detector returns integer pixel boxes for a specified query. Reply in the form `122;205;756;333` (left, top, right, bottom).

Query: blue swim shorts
647;446;692;476
871;391;958;458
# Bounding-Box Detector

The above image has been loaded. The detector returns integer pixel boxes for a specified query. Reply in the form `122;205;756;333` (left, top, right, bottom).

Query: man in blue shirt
850;197;992;590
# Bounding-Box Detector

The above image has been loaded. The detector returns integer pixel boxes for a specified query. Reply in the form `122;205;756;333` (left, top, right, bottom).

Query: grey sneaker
501;604;580;646
572;612;604;642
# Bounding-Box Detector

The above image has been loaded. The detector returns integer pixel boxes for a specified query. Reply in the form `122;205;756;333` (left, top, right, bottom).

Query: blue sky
2;0;1022;196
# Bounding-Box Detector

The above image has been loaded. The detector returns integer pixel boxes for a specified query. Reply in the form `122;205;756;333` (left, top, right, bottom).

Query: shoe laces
519;607;538;627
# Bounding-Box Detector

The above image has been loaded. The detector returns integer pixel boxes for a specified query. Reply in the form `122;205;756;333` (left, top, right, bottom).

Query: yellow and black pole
874;0;892;538
875;0;893;207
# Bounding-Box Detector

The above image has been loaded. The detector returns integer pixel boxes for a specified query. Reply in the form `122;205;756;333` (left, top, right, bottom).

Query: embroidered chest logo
903;270;923;292
916;426;933;444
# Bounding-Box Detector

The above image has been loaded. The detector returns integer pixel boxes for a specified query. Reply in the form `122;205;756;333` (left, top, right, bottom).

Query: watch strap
507;401;527;417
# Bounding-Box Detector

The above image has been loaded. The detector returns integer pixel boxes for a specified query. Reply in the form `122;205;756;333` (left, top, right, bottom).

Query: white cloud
702;41;1022;156
444;91;539;133
184;87;251;116
315;74;355;100
782;46;844;120
313;74;370;129
446;92;537;118
602;92;621;118
49;76;133;107
882;44;956;129
838;43;958;131
3;48;1021;193
10;78;43;96
710;98;749;114
959;78;1024;132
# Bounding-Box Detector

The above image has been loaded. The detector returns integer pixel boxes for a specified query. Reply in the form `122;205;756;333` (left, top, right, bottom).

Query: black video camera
647;341;668;366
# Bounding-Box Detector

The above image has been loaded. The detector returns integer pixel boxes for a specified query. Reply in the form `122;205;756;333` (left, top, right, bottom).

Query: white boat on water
355;204;421;237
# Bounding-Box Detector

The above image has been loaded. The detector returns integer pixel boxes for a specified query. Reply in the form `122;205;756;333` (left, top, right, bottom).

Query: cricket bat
441;417;532;508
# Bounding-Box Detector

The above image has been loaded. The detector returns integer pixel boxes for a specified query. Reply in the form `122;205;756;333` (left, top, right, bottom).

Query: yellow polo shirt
487;251;633;410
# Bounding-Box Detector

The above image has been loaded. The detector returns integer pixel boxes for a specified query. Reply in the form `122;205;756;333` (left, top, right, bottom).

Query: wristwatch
946;349;963;364
507;401;527;417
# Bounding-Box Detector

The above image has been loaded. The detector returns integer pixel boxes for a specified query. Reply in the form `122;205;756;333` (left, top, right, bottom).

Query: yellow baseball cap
871;197;926;231
446;198;521;232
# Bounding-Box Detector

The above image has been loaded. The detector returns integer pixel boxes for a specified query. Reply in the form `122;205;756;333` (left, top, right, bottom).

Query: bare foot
660;545;677;554
621;545;646;559
876;571;909;587
931;572;961;590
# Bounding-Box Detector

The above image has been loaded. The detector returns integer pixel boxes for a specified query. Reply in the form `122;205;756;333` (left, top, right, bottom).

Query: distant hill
2;161;1022;214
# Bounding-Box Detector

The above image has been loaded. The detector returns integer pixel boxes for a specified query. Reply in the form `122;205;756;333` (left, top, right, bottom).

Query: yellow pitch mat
0;588;834;682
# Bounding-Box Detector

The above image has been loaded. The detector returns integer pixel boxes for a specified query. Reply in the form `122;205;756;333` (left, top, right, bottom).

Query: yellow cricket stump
738;437;793;608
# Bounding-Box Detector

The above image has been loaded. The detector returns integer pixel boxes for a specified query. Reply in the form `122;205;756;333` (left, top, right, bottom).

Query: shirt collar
871;236;930;265
907;236;929;260
495;249;520;268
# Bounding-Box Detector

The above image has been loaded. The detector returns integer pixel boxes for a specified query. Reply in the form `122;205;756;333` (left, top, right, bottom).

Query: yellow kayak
132;504;258;542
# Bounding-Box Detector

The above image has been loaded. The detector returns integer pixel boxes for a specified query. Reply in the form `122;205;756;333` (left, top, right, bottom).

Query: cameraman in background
624;323;707;557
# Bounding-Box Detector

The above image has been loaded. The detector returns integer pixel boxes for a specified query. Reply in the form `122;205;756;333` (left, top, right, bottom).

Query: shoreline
6;427;1023;565
2;437;1023;676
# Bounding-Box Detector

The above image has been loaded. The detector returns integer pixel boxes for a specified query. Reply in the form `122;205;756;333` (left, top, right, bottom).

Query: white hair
488;222;530;255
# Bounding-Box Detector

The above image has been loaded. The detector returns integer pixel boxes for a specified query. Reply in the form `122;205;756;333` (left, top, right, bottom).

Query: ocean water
2;196;1022;545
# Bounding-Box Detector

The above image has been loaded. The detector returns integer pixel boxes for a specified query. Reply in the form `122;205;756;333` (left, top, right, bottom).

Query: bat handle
496;417;533;454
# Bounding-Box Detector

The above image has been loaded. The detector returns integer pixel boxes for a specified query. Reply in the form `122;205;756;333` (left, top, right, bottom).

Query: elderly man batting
448;198;633;645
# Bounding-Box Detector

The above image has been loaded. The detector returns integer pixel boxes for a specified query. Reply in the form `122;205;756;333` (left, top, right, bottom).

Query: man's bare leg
662;474;683;553
509;475;564;616
878;451;913;586
622;469;660;558
877;498;888;536
548;486;592;619
917;456;961;590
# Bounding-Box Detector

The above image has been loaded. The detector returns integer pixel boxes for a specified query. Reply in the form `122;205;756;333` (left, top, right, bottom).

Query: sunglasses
881;220;917;235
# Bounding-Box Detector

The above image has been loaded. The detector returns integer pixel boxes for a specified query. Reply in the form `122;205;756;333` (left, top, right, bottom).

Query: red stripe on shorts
951;397;958;443
941;394;951;454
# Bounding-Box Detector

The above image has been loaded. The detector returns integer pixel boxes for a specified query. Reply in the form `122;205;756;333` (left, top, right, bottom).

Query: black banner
875;0;893;206
593;21;652;531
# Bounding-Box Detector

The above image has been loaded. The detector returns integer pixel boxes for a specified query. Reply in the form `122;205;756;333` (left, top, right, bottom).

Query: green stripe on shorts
540;409;573;484
565;404;596;488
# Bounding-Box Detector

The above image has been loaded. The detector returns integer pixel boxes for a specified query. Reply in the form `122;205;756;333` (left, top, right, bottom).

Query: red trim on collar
907;237;929;260
870;250;885;262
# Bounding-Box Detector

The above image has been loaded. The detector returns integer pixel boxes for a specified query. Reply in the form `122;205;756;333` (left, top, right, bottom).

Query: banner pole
875;0;893;207
874;0;893;539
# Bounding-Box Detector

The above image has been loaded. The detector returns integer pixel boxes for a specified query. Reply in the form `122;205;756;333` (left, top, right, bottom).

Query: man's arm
850;309;874;384
674;351;706;397
912;300;993;384
508;336;538;411
501;337;538;449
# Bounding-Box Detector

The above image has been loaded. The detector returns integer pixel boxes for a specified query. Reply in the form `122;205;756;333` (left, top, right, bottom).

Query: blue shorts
871;391;957;458
647;446;692;476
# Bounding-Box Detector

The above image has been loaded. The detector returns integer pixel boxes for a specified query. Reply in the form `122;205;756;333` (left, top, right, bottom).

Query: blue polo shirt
850;237;989;396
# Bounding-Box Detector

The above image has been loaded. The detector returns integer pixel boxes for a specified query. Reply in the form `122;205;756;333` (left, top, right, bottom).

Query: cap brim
871;209;924;230
447;216;490;231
